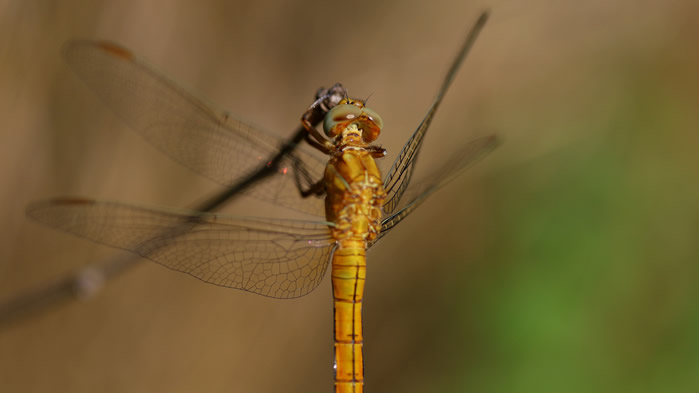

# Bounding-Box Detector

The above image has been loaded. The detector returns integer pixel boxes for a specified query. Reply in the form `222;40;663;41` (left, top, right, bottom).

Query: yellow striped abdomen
332;239;366;393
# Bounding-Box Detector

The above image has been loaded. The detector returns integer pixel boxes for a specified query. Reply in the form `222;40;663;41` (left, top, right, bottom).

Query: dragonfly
27;11;497;393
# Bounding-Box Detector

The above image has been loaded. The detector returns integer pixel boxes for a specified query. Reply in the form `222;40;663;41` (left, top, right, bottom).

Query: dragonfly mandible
27;11;497;393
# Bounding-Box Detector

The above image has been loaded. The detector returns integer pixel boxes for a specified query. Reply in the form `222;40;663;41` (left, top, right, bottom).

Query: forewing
382;12;488;214
375;135;499;244
382;100;439;214
26;198;335;299
64;41;326;216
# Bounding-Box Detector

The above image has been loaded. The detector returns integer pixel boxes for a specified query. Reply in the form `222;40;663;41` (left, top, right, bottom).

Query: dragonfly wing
375;135;499;243
64;41;326;216
26;198;336;299
382;13;488;214
382;100;437;214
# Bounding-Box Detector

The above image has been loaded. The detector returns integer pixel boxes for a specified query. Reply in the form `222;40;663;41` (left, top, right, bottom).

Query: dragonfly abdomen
332;241;366;393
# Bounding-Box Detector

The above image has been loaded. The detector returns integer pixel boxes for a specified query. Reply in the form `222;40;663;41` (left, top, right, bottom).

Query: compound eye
361;107;383;131
323;104;363;137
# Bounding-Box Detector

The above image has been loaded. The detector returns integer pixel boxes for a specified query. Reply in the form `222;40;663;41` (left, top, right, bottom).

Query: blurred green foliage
446;64;699;392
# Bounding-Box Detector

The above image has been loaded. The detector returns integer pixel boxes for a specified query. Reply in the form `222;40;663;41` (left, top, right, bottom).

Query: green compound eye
323;104;384;141
361;107;383;131
323;104;363;137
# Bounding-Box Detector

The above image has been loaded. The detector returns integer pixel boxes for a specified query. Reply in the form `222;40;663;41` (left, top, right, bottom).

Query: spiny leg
299;178;326;197
366;145;387;158
291;153;326;197
302;99;336;155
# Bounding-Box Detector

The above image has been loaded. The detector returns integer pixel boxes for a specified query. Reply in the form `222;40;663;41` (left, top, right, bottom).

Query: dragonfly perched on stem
27;10;497;393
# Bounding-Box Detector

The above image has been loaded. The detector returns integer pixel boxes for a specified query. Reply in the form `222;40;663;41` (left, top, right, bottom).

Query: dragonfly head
323;98;383;143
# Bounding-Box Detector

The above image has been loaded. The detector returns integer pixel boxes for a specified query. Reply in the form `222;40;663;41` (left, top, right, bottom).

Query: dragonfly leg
289;153;326;197
298;177;326;197
302;108;335;154
366;145;387;158
304;132;334;155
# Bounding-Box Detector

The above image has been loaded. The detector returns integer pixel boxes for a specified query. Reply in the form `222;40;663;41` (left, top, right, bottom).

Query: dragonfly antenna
363;91;374;105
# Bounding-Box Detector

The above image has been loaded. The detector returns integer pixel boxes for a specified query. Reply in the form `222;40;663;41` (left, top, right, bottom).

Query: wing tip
53;197;97;205
485;134;502;148
477;9;491;25
93;41;133;60
63;40;134;61
26;197;96;218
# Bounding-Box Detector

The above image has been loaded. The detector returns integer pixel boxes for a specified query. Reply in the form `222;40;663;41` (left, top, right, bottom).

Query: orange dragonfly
27;11;496;393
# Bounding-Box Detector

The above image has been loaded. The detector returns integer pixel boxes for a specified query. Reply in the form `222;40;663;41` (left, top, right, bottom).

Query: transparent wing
374;135;499;244
382;12;488;214
381;98;438;214
64;41;326;216
26;198;336;299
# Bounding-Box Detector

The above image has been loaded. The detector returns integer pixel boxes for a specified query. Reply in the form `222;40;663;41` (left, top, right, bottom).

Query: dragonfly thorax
324;148;386;243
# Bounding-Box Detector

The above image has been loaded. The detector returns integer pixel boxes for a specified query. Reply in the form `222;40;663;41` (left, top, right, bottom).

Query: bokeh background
1;0;698;392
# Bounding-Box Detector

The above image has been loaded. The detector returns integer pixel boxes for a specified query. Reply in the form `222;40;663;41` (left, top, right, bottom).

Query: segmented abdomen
332;240;366;393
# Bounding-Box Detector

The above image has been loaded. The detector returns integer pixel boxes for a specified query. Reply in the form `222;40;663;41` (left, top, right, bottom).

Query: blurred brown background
1;0;698;392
